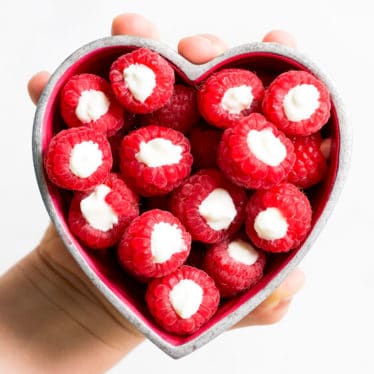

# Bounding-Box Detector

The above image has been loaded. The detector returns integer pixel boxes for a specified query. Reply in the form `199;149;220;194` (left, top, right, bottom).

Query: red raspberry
118;209;191;280
198;68;265;129
119;125;193;196
139;84;200;133
68;173;139;249
170;169;247;243
44;127;112;191
203;236;266;297
109;48;175;114
245;182;312;253
145;265;220;335
60;74;125;136
217;113;295;189
262;70;331;136
189;125;222;170
287;133;327;188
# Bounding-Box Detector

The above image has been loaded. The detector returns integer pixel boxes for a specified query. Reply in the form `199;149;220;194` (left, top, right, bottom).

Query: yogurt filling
75;89;110;123
69;141;103;178
80;184;118;232
221;85;254;114
135;138;183;167
247;128;286;167
150;222;185;263
198;188;237;231
283;84;320;122
123;63;156;103
227;239;259;265
254;207;288;240
169;279;203;319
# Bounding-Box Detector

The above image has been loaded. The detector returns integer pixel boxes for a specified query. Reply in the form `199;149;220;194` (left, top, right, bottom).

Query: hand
0;13;303;373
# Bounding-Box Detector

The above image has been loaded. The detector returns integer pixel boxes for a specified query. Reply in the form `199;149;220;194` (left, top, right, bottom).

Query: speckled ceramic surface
32;36;351;359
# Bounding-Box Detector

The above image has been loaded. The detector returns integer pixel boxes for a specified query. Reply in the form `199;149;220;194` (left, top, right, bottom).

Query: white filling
247;128;286;166
135;138;183;167
227;239;259;265
198;188;237;231
150;222;185;263
123;63;156;103
254;207;288;241
169;279;203;319
69;141;103;178
80;184;118;231
75;89;110;123
283;84;320;122
221;85;254;114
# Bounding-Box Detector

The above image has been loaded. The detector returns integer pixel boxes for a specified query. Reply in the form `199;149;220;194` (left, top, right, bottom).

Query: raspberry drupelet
198;68;265;129
245;182;312;253
262;70;331;136
217;113;295;190
119;125;193;196
60;74;125;137
110;48;175;114
68;173;139;249
145;265;220;335
118;209;191;281
170;169;247;243
44;127;112;191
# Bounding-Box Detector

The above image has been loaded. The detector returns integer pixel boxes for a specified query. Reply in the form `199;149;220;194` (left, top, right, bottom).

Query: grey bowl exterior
32;36;351;359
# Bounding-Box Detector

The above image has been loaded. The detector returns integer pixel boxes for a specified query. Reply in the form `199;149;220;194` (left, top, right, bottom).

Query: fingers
262;29;297;48
234;268;305;328
27;71;51;105
178;34;228;64
111;13;159;39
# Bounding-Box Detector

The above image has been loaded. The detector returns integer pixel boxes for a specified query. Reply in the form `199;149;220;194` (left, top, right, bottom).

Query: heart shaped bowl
32;36;351;359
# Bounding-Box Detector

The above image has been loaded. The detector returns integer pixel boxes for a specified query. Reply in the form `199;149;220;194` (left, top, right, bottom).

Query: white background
0;1;372;373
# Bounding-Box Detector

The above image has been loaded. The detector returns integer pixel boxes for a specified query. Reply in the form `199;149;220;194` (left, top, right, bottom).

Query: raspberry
245;182;312;253
189;125;222;170
118;209;191;280
68;173;139;249
170;169;247;243
262;70;331;136
44;127;112;191
109;48;175;114
203;236;266;297
217;113;295;189
287;133;327;188
198;68;265;129
145;265;220;335
60;73;125;136
139;84;200;133
119;125;193;196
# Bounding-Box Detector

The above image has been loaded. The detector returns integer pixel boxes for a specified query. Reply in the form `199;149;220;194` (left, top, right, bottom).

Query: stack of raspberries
44;47;331;335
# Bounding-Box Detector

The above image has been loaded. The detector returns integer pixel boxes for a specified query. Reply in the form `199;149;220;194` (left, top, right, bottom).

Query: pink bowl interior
41;45;340;346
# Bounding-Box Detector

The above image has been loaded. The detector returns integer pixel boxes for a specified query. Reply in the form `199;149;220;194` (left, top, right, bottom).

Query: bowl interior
40;44;340;346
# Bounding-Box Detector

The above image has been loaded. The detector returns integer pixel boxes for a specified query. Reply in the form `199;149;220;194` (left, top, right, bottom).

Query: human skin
0;13;304;373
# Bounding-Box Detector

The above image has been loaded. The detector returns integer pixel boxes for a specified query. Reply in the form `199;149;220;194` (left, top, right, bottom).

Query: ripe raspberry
118;209;191;280
287;133;327;188
44;127;112;191
145;265;220;335
198;68;265;129
68;173;139;249
217;113;295;189
119;125;193;196
60;74;125;136
189;125;222;170
245;182;312;253
139;84;200;133
109;48;175;114
170;169;247;243
262;70;331;136
203;236;266;297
